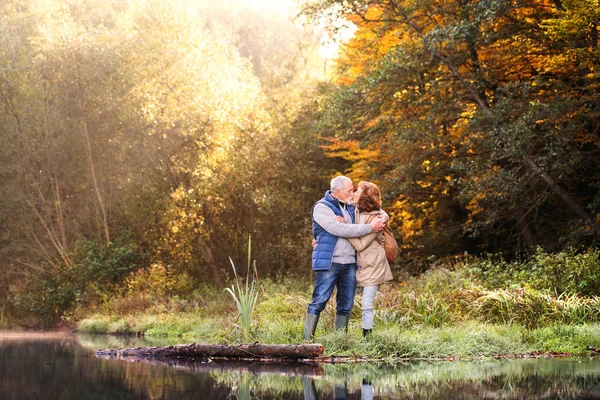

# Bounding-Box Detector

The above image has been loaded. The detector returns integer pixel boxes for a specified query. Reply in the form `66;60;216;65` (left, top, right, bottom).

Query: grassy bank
78;311;600;359
75;250;600;359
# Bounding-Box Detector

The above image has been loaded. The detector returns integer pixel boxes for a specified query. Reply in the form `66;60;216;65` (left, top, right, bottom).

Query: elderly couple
303;175;393;339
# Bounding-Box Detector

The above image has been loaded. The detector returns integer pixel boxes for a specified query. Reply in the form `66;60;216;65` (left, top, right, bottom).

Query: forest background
0;0;599;329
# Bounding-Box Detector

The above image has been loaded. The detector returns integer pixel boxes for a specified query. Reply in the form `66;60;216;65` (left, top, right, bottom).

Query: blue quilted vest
311;191;356;271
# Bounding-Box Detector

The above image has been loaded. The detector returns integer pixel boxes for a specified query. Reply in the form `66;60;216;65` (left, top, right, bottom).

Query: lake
2;331;600;399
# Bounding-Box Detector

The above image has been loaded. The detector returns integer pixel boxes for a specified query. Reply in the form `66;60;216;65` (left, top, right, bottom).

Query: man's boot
363;328;372;338
303;313;320;340
334;314;349;332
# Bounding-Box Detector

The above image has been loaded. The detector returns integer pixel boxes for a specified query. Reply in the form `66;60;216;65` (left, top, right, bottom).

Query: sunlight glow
239;0;293;12
181;0;296;14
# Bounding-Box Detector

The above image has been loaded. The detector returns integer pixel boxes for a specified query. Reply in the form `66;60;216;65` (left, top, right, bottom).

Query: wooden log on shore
95;343;324;360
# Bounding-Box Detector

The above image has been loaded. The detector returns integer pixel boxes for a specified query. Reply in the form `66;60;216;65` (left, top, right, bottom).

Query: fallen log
95;343;324;360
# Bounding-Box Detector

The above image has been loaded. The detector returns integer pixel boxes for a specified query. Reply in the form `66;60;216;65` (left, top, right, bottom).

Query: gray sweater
313;203;373;264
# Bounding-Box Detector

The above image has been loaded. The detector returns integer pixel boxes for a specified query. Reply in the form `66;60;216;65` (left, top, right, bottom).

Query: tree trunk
76;64;110;245
199;241;224;290
81;118;110;244
53;176;68;250
27;201;71;267
517;216;535;252
522;156;600;232
95;343;324;360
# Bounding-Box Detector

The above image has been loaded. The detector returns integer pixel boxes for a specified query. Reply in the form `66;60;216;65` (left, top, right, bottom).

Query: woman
338;181;393;337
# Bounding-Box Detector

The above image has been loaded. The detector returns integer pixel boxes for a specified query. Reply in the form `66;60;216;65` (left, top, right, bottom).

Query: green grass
79;316;111;334
77;310;600;359
78;313;218;341
72;253;600;360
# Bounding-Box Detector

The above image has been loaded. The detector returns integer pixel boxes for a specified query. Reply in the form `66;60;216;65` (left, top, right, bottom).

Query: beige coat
349;210;394;287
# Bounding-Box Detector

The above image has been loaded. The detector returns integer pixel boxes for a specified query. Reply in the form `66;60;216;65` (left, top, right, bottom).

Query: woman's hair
356;181;381;212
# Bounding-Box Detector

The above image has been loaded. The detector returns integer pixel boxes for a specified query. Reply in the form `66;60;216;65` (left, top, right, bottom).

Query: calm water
3;332;600;399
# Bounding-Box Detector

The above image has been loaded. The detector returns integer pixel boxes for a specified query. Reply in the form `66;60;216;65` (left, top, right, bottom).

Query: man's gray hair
330;175;352;193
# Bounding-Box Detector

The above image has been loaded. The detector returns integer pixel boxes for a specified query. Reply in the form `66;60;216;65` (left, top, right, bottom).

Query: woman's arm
347;232;379;252
347;214;380;251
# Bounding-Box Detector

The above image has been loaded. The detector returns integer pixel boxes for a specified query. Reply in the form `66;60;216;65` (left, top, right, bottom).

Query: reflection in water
0;334;228;400
302;376;372;400
334;381;348;400
3;333;600;399
77;333;184;350
361;377;373;400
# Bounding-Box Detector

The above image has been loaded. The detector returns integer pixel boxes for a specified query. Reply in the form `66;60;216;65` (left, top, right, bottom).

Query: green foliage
73;234;143;289
8;233;143;324
465;248;600;295
542;0;600;44
122;263;195;299
79;316;111;334
529;324;600;354
224;236;260;341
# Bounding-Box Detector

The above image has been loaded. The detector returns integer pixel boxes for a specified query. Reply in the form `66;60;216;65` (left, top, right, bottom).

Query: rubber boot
363;328;372;338
334;314;349;332
303;313;320;340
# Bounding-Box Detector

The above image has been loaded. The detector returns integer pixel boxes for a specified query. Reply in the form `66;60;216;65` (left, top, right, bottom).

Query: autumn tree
0;0;321;320
302;0;600;257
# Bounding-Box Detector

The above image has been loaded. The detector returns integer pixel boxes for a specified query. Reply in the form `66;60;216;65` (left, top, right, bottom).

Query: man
303;176;386;340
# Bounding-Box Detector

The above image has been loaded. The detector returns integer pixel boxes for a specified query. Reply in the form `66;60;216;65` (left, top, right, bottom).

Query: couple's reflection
303;376;373;400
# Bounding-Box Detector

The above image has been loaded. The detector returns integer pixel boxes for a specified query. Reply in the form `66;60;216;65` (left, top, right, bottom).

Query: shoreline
1;327;589;362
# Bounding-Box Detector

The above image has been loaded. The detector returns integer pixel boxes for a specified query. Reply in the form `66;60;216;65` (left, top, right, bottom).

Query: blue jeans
307;263;357;317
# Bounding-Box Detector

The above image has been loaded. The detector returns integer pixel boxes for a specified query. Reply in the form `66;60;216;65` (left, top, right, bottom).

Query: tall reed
224;235;260;341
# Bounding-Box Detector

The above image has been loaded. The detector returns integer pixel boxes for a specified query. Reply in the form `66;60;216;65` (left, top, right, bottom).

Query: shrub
224;236;260;341
9;233;146;324
471;287;600;328
464;248;600;295
123;263;195;299
79;316;111;334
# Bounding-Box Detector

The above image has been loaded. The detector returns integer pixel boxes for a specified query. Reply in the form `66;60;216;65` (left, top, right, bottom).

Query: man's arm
313;204;373;238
